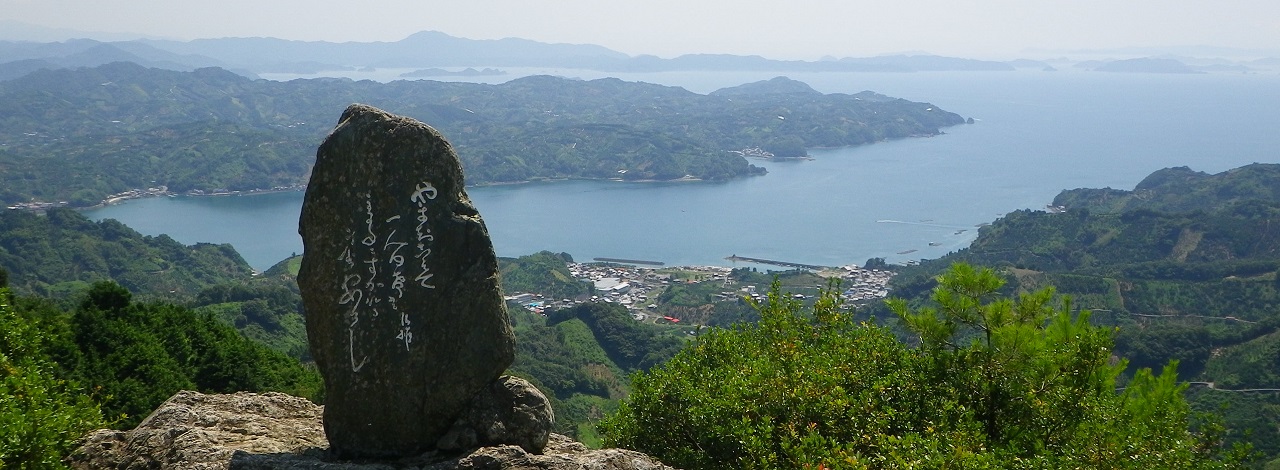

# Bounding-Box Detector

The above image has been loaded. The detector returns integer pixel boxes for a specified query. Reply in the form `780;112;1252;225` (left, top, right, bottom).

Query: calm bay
85;70;1280;271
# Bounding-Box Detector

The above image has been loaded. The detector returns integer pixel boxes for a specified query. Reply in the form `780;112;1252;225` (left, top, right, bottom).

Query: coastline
12;130;974;212
20;129;961;212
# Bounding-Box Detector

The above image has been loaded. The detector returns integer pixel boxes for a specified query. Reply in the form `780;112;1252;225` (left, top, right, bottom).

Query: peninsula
0;62;965;208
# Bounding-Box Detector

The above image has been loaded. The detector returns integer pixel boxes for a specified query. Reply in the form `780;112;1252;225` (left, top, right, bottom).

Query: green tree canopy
0;289;104;469
25;281;322;429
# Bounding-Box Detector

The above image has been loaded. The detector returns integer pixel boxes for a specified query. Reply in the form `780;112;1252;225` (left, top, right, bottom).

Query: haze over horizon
3;0;1280;60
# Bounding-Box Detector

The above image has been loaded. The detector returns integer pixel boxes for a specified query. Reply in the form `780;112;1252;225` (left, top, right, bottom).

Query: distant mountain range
0;38;236;80
3;20;1278;79
3;27;1277;80
0;31;1018;78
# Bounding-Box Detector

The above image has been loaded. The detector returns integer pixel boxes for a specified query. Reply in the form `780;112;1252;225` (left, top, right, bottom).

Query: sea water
86;70;1280;271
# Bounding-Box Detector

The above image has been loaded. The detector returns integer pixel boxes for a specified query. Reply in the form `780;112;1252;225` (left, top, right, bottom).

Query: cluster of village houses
837;265;894;302
5;200;69;211
101;186;171;205
503;261;895;324
6;186;174;210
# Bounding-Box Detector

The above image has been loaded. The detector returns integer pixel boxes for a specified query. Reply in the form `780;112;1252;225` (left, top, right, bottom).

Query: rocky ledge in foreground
67;390;674;470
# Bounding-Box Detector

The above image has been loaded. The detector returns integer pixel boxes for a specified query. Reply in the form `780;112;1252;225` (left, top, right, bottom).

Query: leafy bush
603;264;1249;469
601;279;923;468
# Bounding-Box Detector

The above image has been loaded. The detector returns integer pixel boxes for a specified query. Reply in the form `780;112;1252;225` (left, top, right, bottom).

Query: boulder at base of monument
299;104;515;458
437;376;555;454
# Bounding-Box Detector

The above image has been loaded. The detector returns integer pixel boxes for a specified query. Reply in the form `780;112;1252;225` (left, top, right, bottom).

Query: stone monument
299;104;516;459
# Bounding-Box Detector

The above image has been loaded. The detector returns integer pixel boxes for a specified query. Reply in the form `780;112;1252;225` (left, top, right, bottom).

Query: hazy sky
4;0;1280;59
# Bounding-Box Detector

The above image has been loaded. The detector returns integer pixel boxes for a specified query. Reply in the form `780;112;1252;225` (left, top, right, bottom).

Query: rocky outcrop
66;390;326;469
69;390;674;470
298;104;515;458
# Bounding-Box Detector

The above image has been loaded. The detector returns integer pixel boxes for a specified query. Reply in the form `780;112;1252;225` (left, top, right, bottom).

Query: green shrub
603;264;1250;469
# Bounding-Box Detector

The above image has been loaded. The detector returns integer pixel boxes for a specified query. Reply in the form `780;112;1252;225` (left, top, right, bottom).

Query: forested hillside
0;62;963;206
0;205;317;363
1053;164;1280;214
0;208;251;298
497;251;592;300
883;163;1280;464
505;303;688;445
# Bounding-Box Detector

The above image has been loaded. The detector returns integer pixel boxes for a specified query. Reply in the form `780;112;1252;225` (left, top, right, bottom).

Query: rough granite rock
69;391;675;470
437;376;555;454
67;390;326;470
299;104;516;458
